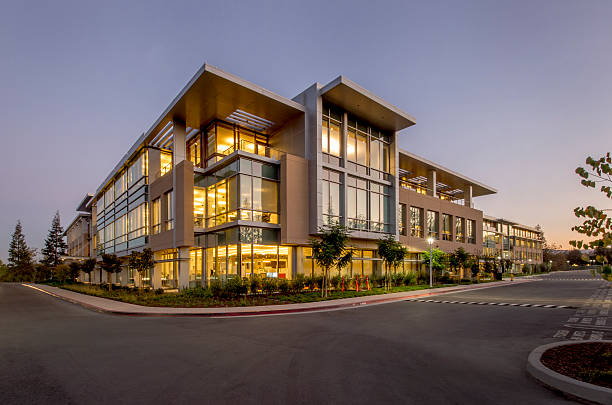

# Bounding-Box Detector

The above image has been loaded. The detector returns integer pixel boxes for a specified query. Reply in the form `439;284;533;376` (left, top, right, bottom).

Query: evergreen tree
41;211;67;267
8;220;35;280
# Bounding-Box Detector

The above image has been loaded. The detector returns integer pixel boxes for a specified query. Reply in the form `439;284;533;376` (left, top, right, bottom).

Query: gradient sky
1;0;611;262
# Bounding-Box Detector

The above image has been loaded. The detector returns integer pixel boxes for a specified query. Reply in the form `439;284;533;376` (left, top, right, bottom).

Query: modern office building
70;63;542;289
482;216;544;271
64;195;93;260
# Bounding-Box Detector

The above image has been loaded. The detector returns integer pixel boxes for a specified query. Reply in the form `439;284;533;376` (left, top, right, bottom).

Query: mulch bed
541;342;612;389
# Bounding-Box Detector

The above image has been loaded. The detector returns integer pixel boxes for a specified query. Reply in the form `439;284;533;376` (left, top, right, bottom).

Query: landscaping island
49;274;498;308
541;342;612;389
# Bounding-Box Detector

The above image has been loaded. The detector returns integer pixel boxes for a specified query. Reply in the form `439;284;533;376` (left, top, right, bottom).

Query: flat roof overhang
94;64;305;197
399;149;497;198
145;63;305;139
319;76;416;132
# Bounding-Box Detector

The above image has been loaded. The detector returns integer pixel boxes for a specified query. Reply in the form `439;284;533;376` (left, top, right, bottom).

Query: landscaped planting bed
540;342;612;389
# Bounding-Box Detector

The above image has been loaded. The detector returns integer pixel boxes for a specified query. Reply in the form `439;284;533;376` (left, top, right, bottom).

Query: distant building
65;63;543;289
63;195;92;259
483;216;543;272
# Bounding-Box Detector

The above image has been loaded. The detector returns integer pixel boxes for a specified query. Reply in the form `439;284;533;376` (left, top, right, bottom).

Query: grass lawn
52;282;485;308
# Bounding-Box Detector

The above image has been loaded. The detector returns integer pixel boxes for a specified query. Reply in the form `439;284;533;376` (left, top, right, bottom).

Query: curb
526;340;612;405
23;280;533;318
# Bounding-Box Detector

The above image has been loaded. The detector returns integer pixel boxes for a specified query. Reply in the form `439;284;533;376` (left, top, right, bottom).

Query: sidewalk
22;279;534;318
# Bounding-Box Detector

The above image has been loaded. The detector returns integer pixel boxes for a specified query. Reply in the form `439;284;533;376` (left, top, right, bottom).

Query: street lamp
427;237;434;287
529;258;532;274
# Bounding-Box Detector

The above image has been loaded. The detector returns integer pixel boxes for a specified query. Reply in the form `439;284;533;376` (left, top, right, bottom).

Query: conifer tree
8;220;35;279
41;211;67;267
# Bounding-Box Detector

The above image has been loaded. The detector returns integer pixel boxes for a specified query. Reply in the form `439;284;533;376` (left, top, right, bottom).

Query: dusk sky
1;0;611;262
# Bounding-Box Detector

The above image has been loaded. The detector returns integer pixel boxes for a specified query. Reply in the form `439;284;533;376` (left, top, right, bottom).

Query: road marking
553;330;569;338
590;331;604;340
595;318;607;326
568;317;580;323
580;318;592;324
570;331;586;340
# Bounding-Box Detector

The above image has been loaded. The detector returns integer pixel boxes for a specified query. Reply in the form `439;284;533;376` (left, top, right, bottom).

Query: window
160;152;172;176
399;203;407;236
467;219;475;244
321;104;342;159
455;217;465;243
188;135;201;167
427;211;439;239
410;207;423;238
128;203;148;240
152;198;161;234
442;214;452;241
114;214;127;245
346;176;367;230
128;151;147;188
114;171;127;198
369;182;390;232
164;191;174;231
322;169;341;225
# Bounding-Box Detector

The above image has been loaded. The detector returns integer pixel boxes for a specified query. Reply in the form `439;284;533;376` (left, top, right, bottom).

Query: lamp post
427;237;434;287
528;258;532;274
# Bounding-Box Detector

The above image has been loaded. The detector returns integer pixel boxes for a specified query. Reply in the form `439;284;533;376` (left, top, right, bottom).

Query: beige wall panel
280;154;310;245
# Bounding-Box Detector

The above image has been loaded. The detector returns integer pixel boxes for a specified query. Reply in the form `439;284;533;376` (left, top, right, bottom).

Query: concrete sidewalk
22;280;534;317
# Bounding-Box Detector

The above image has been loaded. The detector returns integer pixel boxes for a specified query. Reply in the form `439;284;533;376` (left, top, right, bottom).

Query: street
1;270;608;404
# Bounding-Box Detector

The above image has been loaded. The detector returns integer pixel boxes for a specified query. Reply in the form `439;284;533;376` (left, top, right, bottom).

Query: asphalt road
1;270;608;405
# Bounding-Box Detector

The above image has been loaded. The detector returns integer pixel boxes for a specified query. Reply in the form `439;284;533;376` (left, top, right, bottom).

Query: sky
1;0;611;262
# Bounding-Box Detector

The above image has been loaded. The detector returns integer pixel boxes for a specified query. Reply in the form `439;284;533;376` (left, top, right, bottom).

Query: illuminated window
164;191;174;231
151;198;161;234
442;214;452;241
322;169;341;225
160;152;172;176
321;105;341;158
410;207;423;238
188;136;201;167
455;217;465;243
427;211;439;239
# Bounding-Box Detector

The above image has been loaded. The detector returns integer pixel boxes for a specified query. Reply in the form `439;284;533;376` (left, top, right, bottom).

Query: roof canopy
399;149;497;197
320;76;416;132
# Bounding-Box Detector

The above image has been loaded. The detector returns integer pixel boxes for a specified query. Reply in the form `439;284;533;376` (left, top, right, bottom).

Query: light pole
528;258;533;274
427;237;434;287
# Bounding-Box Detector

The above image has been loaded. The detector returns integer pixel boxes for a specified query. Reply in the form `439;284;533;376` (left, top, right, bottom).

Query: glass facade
194;158;279;229
410;206;423;238
427;210;439;239
346;115;391;179
442;214;452;241
322;169;341;225
455;217;465;243
95;150;149;254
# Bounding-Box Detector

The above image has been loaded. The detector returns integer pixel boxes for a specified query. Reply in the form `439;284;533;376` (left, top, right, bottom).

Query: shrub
304;276;315;290
391;272;404;287
154;288;164;295
225;276;248;298
262;278;277;295
403;272;417;286
249;275;261;294
209;279;223;298
417;270;428;284
460;278;471;284
330;275;342;290
278;278;290;294
603;265;611;275
290;274;306;293
438;271;452;284
182;287;212;299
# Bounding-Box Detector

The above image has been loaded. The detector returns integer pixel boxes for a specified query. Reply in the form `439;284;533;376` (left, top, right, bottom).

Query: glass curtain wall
95;150;148;254
455;217;465;243
410;206;423;238
322;169;341;225
442;214;452;241
346;116;391;180
427;211;439;239
321;104;342;164
194;158;279;228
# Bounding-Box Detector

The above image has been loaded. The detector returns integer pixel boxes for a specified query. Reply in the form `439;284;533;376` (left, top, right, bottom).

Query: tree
567;249;587;266
453;247;470;278
421;248;446;282
377;235;408;290
571;153;612;249
310;224;352;297
100;254;122;291
68;261;81;282
7;220;35;281
41;211;67;267
81;258;97;283
128;248;154;289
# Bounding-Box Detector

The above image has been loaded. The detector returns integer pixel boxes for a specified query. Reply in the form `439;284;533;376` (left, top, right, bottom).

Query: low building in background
63;194;92;260
65;63;543;289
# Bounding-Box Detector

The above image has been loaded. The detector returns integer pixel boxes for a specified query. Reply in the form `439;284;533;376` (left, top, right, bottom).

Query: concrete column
152;251;163;289
427;169;437;197
178;247;190;290
172;119;186;165
463;185;473;208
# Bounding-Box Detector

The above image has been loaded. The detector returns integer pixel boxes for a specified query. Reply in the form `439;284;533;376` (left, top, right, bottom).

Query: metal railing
222;139;283;160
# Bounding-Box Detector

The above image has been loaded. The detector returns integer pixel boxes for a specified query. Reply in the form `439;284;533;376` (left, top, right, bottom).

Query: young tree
41;211;67;267
8;220;35;280
310;224;352;297
421;248;446;282
377;235;407;290
100;254;122;291
81;258;97;283
571;153;612;249
454;247;470;278
68;261;81;283
128;248;154;290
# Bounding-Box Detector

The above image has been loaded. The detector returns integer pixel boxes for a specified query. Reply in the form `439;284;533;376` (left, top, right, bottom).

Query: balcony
221;139;284;161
